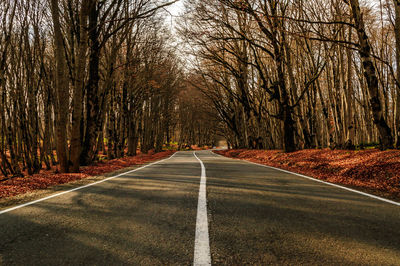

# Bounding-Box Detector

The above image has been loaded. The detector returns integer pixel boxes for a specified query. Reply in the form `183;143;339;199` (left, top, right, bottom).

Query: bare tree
347;0;393;149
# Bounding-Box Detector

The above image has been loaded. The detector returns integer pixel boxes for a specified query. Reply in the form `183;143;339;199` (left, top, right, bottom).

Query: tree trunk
345;26;355;149
50;0;69;172
70;0;90;172
127;116;138;156
80;1;101;165
275;41;296;152
394;0;400;148
348;0;393;149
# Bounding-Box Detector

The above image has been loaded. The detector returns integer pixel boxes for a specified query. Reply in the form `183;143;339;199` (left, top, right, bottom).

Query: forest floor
215;149;400;201
0;150;174;199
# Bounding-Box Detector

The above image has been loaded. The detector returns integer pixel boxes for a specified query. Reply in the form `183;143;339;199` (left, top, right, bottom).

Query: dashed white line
0;152;177;215
193;151;211;266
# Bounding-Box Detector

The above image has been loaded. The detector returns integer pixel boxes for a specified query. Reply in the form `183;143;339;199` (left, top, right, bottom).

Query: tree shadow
199;153;400;265
0;156;202;265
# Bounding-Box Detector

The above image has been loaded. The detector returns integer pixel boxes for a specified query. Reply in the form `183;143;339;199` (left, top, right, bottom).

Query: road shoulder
0;155;175;211
213;150;400;205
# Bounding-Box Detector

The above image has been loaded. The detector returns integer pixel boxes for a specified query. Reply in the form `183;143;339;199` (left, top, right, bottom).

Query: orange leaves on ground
81;151;171;176
0;151;174;199
216;149;400;199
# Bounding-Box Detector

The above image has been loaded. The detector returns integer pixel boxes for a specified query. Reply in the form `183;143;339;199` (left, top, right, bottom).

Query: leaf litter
215;149;400;201
0;151;174;199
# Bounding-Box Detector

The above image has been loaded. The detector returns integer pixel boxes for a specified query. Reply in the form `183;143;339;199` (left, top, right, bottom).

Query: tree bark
394;0;400;148
70;0;90;172
50;0;69;172
80;0;101;165
345;26;355;149
348;0;393;149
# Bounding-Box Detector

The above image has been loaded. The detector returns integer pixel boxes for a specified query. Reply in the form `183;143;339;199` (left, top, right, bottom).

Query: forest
181;0;400;152
0;0;400;178
0;0;200;177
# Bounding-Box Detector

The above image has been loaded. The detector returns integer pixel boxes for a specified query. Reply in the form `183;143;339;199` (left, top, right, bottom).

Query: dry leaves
0;151;174;199
216;149;400;200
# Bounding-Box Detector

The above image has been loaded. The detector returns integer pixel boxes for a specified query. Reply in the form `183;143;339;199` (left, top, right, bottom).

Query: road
0;150;399;265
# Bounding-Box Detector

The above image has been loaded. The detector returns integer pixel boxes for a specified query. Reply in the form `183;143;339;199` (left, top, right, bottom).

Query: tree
347;0;394;149
50;0;70;172
393;0;400;147
69;0;91;172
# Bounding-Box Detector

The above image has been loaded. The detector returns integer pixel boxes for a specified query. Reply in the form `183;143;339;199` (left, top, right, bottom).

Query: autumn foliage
215;149;400;200
0;151;174;199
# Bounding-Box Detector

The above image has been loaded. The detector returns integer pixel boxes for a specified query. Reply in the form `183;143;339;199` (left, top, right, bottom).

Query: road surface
0;150;399;265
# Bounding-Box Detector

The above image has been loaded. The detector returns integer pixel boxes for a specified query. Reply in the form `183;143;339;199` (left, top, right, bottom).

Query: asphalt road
0;150;400;265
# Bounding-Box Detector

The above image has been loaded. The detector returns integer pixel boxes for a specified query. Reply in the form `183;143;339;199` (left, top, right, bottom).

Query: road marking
193;152;211;266
212;150;400;207
0;152;178;215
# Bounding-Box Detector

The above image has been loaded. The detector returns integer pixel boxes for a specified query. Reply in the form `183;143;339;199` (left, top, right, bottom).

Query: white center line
193;151;211;266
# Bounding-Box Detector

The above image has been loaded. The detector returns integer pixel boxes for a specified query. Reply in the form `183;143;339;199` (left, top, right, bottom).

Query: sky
165;0;185;30
166;0;185;17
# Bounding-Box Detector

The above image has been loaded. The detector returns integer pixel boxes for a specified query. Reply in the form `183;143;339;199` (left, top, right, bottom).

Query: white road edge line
0;152;178;215
212;150;400;207
193;151;212;266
